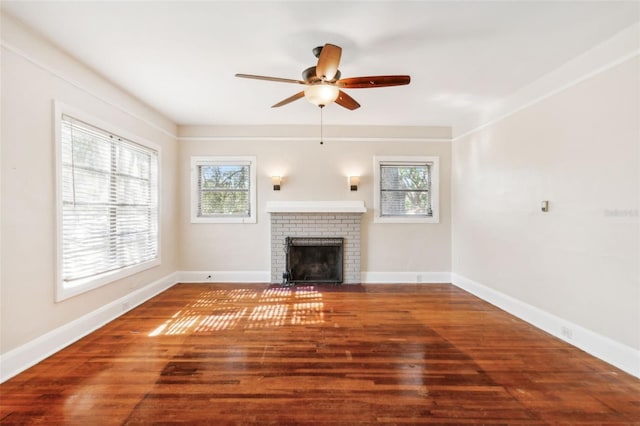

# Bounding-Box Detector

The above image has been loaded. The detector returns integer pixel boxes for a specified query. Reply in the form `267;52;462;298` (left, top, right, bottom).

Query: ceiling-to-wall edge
177;124;452;142
0;12;178;140
452;21;640;141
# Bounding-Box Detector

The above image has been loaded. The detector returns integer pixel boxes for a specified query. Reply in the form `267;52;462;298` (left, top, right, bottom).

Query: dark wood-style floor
1;283;639;425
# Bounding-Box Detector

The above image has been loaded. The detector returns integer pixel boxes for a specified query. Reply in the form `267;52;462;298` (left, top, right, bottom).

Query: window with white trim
56;107;160;301
191;156;257;223
373;156;439;223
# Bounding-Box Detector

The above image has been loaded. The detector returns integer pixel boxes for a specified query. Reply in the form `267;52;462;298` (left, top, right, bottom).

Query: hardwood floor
1;283;639;425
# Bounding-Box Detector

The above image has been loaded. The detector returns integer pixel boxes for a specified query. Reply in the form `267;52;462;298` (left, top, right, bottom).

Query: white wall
452;53;639;357
0;14;179;354
177;126;452;281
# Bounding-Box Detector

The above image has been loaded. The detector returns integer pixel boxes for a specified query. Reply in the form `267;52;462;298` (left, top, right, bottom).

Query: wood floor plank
1;283;639;425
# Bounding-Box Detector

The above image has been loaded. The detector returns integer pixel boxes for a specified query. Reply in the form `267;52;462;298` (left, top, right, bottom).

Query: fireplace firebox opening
284;237;344;285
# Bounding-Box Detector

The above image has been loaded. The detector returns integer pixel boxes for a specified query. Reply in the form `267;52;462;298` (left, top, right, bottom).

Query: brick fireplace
266;201;366;284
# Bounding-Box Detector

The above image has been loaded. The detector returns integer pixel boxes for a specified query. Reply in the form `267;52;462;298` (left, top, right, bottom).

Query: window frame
190;156;257;224
54;101;161;302
373;155;440;224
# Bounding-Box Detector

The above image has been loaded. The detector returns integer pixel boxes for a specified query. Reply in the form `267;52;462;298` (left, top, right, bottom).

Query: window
191;156;257;223
373;156;439;223
55;105;160;301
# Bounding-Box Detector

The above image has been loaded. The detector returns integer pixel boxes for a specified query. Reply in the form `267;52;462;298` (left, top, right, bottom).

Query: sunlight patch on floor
148;286;325;336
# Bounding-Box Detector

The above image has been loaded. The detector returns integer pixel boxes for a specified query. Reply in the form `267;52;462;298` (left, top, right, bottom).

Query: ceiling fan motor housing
302;66;341;83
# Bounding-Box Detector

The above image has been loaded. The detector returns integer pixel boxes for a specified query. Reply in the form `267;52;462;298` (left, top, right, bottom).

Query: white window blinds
197;162;251;217
380;162;432;217
60;114;159;284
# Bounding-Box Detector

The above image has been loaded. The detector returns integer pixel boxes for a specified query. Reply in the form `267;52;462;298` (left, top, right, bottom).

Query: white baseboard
452;273;640;379
0;272;178;383
361;271;451;284
178;270;451;285
178;270;270;283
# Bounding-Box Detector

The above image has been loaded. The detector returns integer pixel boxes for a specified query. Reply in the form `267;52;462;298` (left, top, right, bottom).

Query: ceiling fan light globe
304;84;339;107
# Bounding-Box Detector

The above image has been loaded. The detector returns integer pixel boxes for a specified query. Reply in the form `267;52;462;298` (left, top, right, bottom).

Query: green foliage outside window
380;164;432;216
198;164;250;216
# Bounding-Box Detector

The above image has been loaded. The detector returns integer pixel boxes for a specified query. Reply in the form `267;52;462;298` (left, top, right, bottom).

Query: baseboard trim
178;270;270;283
0;272;178;383
451;273;640;378
361;271;451;284
178;270;452;285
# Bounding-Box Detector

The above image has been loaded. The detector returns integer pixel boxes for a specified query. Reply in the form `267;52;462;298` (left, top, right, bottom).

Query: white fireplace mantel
265;200;367;214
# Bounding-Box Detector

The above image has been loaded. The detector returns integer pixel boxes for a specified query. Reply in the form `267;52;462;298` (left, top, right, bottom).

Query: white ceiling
2;1;639;134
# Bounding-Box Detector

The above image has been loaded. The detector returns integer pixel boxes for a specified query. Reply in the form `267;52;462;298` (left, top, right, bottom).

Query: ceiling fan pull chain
320;105;324;145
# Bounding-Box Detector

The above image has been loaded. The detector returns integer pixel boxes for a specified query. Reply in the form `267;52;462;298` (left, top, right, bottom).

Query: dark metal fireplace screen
284;237;344;285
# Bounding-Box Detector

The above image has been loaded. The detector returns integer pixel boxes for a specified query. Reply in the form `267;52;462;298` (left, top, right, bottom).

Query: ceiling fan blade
235;73;305;85
337;75;411;88
316;44;342;81
335;90;360;110
271;91;305;108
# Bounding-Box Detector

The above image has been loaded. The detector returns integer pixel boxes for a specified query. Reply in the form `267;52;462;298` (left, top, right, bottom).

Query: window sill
374;215;440;224
191;216;256;224
56;257;160;302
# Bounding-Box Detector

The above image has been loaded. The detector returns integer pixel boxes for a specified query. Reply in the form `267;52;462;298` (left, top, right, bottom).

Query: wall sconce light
272;176;282;191
349;176;360;191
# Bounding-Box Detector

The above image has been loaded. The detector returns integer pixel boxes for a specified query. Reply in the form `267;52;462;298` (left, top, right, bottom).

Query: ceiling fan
235;43;410;110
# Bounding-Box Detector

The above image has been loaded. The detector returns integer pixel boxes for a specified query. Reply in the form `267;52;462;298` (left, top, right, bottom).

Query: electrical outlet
560;326;573;340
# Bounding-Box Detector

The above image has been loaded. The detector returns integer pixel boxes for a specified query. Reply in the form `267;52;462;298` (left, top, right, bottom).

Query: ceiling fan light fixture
304;84;339;107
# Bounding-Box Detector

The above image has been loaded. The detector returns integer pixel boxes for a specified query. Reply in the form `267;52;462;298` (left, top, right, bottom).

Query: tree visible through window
191;156;257;224
380;163;432;216
198;164;250;217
